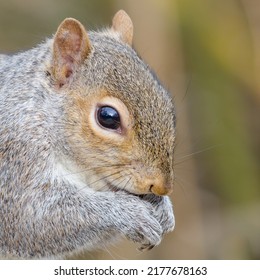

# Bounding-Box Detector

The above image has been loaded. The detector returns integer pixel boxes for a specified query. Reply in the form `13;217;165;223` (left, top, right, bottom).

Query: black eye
97;106;121;130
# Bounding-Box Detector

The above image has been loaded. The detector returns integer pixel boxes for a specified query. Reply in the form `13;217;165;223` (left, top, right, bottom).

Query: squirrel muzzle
150;182;173;196
142;174;173;196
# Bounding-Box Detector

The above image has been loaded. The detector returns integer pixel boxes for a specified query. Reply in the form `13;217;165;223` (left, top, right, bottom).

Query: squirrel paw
121;198;163;250
141;194;175;235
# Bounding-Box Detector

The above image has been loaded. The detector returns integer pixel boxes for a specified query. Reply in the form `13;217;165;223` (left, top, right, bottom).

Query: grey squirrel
0;10;176;259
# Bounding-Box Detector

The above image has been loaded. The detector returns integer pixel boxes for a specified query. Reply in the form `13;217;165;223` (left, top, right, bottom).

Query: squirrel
0;10;176;259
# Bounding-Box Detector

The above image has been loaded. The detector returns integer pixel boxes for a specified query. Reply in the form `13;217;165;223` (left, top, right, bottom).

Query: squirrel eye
97;106;121;130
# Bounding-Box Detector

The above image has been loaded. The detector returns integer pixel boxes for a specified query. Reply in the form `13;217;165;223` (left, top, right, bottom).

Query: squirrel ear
112;10;133;46
52;18;91;87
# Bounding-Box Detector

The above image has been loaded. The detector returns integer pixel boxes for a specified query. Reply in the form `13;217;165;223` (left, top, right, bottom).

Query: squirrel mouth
106;180;133;195
107;181;120;192
106;180;125;193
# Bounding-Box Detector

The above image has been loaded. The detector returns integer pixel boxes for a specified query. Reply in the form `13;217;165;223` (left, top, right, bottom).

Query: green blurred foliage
175;0;260;205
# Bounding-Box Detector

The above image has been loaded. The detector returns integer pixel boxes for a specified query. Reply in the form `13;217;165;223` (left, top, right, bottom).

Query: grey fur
0;21;175;259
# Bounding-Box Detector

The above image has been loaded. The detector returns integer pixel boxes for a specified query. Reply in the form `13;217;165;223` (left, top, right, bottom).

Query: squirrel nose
145;176;173;196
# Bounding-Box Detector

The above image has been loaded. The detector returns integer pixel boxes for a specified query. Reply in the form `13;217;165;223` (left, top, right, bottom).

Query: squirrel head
50;10;176;196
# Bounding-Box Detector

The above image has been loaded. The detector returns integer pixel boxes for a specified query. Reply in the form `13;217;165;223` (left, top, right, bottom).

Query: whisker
113;176;128;190
76;171;124;193
98;170;132;192
56;155;136;194
121;176;132;192
86;169;133;193
101;244;117;260
102;244;127;260
107;173;126;185
61;163;130;178
128;180;134;193
88;170;123;188
94;173;126;192
173;175;190;199
175;144;221;165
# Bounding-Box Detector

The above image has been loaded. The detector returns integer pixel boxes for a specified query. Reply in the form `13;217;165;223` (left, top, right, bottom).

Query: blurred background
0;0;259;260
